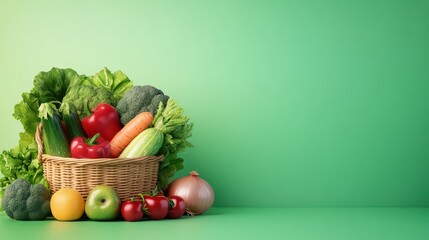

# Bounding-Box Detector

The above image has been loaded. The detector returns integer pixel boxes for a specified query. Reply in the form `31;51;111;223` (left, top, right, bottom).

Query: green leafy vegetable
0;147;47;199
152;99;193;190
62;84;116;118
13;92;40;137
158;153;184;190
82;67;133;103
32;68;83;103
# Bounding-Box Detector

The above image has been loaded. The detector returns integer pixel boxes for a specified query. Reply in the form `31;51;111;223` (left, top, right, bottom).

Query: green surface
2;208;429;240
1;0;429;208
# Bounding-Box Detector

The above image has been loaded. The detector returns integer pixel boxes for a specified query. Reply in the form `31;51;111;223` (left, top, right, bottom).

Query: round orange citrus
50;188;85;221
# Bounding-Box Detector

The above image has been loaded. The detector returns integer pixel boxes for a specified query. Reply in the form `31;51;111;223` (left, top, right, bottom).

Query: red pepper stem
85;133;100;145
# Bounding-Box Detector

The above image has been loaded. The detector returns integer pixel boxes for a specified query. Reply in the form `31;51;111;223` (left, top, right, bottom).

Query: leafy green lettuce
82;67;133;104
32;68;83;103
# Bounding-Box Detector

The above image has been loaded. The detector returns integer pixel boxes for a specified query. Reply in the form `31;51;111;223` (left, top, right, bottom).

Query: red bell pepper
70;133;112;158
82;103;122;141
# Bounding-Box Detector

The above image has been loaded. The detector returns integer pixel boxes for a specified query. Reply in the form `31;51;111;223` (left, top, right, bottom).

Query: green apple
85;185;120;220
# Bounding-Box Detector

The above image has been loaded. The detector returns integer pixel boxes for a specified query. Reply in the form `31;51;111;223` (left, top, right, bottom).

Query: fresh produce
121;198;144;221
60;102;87;141
110;111;154;157
70;134;111;158
50;188;85;221
143;194;169;220
82;103;122;142
119;128;164;158
85;185;121;221
38;102;71;157
1;67;132;199
116;85;169;125
2;67;196;218
167;196;186;219
1;178;51;220
82;67;133;104
119;98;195;190
168;171;214;215
153;99;193;190
119;98;193;190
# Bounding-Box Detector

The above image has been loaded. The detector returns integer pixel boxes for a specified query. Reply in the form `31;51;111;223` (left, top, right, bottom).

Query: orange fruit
50;188;85;221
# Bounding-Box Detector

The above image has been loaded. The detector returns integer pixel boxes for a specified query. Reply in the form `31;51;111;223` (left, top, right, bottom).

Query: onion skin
167;171;215;215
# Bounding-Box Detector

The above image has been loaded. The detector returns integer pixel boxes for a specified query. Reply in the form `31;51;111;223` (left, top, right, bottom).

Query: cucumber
119;128;164;158
38;102;71;157
60;102;87;141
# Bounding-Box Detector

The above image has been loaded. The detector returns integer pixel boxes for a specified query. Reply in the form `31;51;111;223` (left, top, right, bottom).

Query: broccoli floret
116;85;168;125
142;94;170;115
1;178;51;220
62;84;116;118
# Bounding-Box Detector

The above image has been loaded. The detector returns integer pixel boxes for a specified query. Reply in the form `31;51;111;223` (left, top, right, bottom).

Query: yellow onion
167;171;214;215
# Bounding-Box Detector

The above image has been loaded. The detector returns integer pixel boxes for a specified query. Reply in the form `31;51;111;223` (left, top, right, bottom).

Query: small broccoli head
116;85;165;125
1;178;51;220
2;178;31;220
62;84;116;118
27;184;51;220
141;94;170;116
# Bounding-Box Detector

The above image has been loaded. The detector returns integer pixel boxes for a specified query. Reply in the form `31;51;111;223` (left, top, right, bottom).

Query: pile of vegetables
0;67;193;206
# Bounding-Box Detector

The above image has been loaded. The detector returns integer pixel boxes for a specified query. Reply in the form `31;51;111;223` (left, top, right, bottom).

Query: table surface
1;207;429;240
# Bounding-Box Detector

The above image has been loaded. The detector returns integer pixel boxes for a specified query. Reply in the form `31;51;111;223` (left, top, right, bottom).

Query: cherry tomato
167;196;186;219
121;200;144;221
143;195;169;220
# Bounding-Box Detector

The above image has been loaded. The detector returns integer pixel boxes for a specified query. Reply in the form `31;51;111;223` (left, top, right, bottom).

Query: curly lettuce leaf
13;92;40;136
153;99;193;154
32;67;83;103
0;146;46;194
83;67;133;104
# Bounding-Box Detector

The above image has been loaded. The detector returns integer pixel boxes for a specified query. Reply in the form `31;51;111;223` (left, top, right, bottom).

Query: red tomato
143;195;169;220
121;200;144;221
167;196;186;219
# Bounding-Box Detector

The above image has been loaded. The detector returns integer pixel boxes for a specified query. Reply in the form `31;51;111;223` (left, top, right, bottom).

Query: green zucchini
38;102;71;157
60;102;87;141
119;128;164;158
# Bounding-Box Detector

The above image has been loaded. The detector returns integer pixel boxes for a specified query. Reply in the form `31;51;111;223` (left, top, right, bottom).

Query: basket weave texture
36;124;163;200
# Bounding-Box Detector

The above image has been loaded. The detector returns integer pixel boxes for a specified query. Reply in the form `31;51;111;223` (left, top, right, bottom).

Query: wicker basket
36;124;164;200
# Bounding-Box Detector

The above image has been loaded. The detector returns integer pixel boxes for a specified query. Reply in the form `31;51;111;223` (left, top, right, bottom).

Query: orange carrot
110;111;154;157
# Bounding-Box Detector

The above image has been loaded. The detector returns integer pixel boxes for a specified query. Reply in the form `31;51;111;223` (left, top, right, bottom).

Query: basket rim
41;153;164;165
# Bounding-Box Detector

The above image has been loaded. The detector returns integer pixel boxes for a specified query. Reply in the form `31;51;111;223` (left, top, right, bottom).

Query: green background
1;0;428;208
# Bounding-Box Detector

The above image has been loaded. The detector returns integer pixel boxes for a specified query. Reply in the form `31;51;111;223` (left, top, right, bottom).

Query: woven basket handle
35;123;44;163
